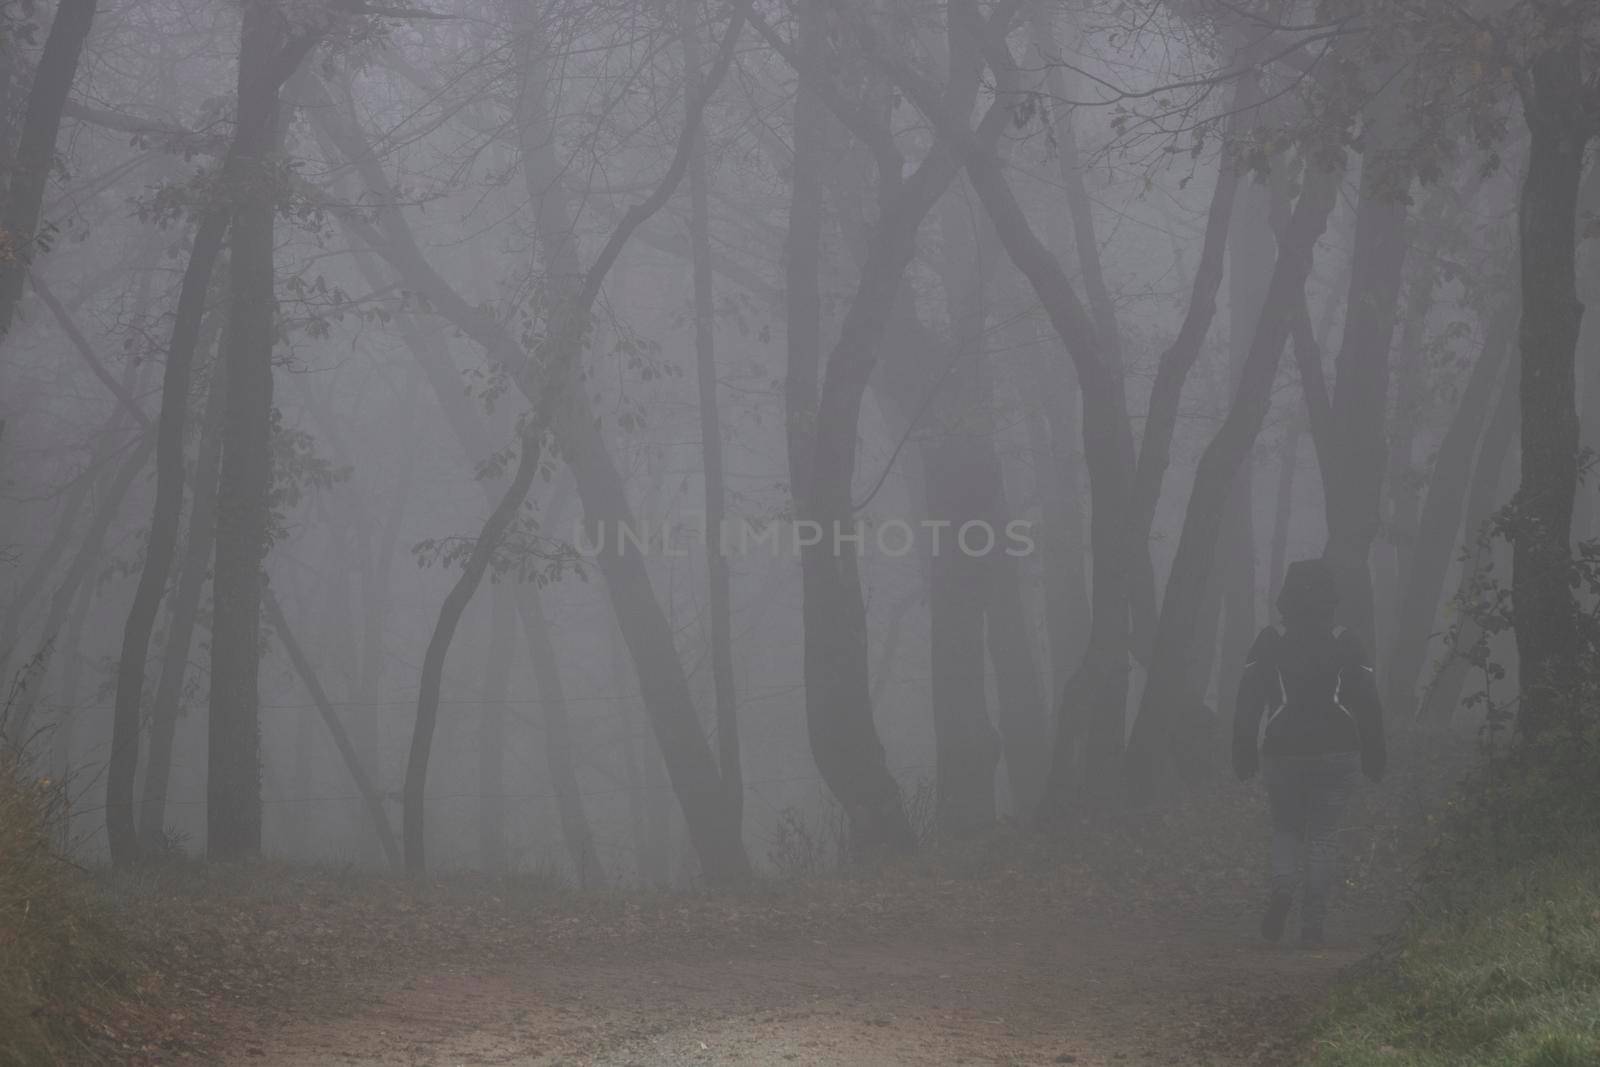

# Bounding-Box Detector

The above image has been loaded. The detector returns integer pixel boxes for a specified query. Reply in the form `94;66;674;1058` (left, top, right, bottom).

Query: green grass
1307;848;1600;1066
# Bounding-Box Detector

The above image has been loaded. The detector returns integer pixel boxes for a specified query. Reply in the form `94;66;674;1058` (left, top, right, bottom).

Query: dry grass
0;746;132;1066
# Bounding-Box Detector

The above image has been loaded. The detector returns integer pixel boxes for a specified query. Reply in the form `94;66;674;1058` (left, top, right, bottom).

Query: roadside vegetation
0;706;131;1064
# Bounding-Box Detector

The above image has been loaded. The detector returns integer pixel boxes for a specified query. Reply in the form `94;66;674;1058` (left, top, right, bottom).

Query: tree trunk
1378;259;1440;652
106;207;228;865
12;432;154;743
984;498;1049;816
404;437;539;874
1125;162;1341;804
1020;334;1089;691
207;0;292;861
1029;7;1159;665
0;376;141;674
681;0;741;829
954;134;1136;814
1267;421;1301;605
49;576;93;784
1216;164;1271;715
1321;164;1411;651
264;589;401;870
513;584;607;888
792;78;995;857
478;583;513;871
0;0;100;340
1511;41;1592;741
138;352;226;851
315;0;754;879
1423;359;1519;724
779;0;912;850
1383;303;1515;718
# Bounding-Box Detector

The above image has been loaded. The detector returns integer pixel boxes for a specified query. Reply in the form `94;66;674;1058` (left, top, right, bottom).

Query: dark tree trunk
789;58;996;856
1321;167;1411;651
957;138;1135;813
1511;40;1593;741
1125;162;1341;804
207;0;293;861
106;207;228;865
0;0;100;340
1029;8;1157;665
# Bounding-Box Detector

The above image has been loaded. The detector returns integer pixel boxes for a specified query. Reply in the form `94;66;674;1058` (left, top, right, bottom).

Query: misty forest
2;0;1599;1063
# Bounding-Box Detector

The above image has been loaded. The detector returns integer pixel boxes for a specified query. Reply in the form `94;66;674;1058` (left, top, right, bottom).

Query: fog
0;1;1597;1057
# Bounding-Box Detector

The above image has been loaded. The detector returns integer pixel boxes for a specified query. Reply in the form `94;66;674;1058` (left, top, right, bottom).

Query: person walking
1233;558;1386;947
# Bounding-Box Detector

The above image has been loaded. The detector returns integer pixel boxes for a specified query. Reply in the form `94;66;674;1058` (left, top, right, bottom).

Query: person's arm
1337;630;1387;781
1233;627;1278;780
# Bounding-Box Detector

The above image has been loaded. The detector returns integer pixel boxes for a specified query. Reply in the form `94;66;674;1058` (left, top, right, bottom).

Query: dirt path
222;902;1369;1066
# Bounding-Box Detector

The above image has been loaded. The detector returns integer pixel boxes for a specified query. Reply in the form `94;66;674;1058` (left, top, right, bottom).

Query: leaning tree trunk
511;0;750;879
789;51;996;856
771;26;916;845
1125;161;1340;805
1511;40;1593;742
262;589;401;869
1383;303;1515;718
0;0;100;340
105;207;228;865
12;432;154;742
402;0;753;878
1423;358;1519;724
404;438;539;874
301;91;615;887
951;127;1136;815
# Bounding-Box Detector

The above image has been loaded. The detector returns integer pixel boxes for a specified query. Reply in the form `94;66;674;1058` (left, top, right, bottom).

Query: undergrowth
1306;498;1600;1066
1305;724;1600;1066
0;740;130;1065
1309;846;1600;1066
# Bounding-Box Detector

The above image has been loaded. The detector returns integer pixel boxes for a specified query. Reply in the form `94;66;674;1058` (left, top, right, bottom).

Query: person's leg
1261;756;1305;941
1299;752;1361;945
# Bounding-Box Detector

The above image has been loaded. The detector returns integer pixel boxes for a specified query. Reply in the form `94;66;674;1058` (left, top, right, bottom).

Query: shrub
0;717;129;1063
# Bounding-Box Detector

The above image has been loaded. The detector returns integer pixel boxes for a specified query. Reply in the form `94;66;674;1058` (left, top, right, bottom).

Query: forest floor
97;741;1465;1066
204;882;1377;1067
